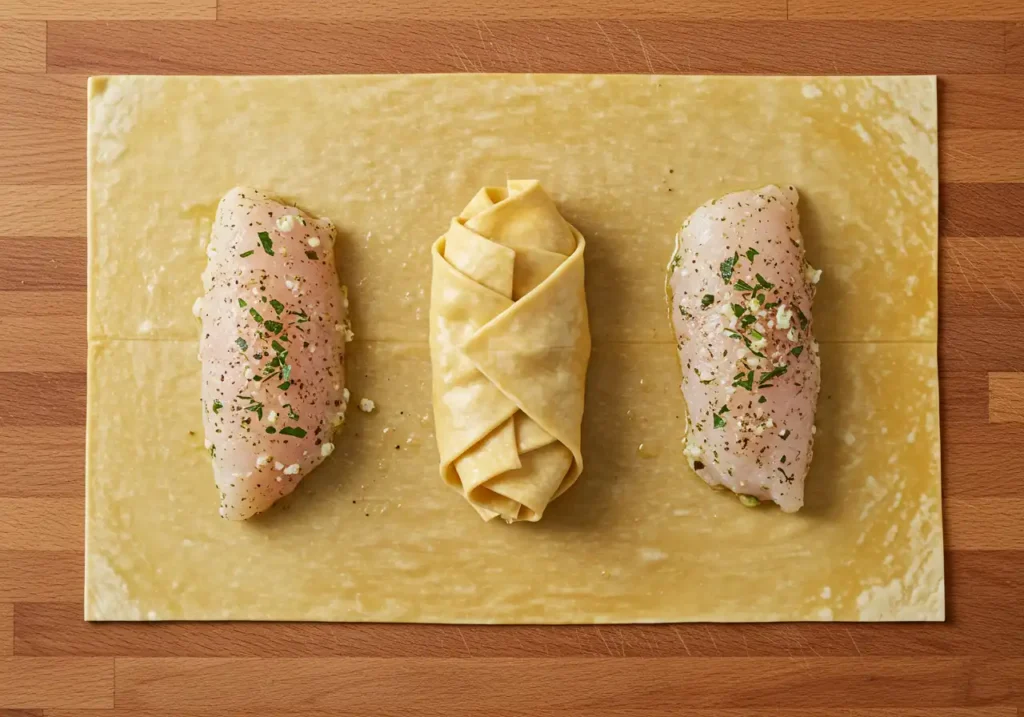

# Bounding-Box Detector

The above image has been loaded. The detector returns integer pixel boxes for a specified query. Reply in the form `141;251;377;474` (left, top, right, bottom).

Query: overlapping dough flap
429;180;591;522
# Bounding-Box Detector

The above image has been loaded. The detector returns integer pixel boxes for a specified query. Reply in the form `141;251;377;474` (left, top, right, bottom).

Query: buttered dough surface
86;74;941;622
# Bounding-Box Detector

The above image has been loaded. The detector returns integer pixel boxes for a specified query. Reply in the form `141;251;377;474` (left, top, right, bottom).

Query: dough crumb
359;398;376;413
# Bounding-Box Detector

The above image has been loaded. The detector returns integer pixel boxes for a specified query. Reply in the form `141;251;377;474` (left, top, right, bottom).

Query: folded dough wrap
429;180;591;522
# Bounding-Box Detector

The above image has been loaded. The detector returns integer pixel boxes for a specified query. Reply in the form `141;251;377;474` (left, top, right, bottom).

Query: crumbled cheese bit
255;454;271;468
748;296;762;313
283;463;301;475
275;476;283;482
280;246;288;257
204;439;213;450
776;304;793;330
285;279;295;290
274;461;284;471
804;264;822;285
321;442;335;457
267;410;278;425
244;366;254;380
359;398;376;413
343;387;351;402
787;326;799;342
192;297;203;318
307;236;321;248
309;344;317;353
276;214;295;232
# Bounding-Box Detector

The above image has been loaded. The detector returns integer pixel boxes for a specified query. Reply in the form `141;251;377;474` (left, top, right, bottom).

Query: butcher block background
1;0;1023;714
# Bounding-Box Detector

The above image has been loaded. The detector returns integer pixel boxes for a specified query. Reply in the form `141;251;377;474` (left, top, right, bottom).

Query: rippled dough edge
429;180;591;522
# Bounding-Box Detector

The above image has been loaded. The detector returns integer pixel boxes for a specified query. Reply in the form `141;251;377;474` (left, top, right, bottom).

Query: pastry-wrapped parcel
429;180;591;522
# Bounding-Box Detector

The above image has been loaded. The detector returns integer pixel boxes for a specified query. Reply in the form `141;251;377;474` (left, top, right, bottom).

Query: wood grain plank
0;709;44;717
0;0;214;20
946;499;1024;549
1006;23;1024;73
940;184;1024;237
0;604;10;657
791;0;1024;20
0;499;82;551
941;76;1024;130
0;292;86;318
0;240;86;291
943;131;1024;183
942;372;1017;444
15;552;1023;658
0;373;85;427
0;23;44;73
0;428;83;498
0;187;83;237
0;658;112;709
0;553;81;602
114;656;973;710
941;319;1024;372
0;75;85;184
39;710;1024;717
6;318;84;372
46;21;1006;75
941;238;1024;318
944;443;1024;498
988;373;1024;423
220;0;787;20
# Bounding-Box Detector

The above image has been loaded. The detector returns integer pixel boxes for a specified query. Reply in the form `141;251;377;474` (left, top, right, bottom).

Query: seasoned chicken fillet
196;187;350;520
667;185;820;512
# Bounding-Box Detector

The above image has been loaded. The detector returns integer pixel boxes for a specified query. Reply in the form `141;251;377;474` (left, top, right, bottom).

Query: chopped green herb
239;250;255;258
238;298;247;308
749;329;764;341
740;315;758;328
733;279;755;292
719;405;730;414
701;294;715;308
289;309;310;324
713;413;727;429
249;308;264;324
271;340;286;355
759;364;788;385
720;252;739;282
305;250;319;260
279;426;307;438
758;395;767;404
258;231;274;256
679;304;692;319
746;248;759;262
278;381;291;391
780;429;791;440
780;455;787;464
269;299;285;315
263;320;284;334
755;273;774;290
669;254;682;271
790;345;804;357
235;337;248;351
284;404;299;420
280;363;292;382
208;444;216;457
211;399;223;414
733;370;755;391
731;303;746;318
266;426;277;434
738;494;760;508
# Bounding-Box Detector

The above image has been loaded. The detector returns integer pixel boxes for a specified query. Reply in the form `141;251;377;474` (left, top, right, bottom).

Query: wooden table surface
1;0;1023;714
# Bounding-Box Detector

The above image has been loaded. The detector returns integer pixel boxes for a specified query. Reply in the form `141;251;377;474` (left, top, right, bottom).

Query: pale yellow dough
86;74;942;622
430;180;590;522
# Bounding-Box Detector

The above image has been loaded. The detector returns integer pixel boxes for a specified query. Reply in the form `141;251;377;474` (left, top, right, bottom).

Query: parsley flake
211;399;223;414
235;337;248;351
249;308;264;324
305;250;319;260
734;279;755;292
713;413;727;429
269;299;284;315
263;320;284;334
258;231;274;256
720;252;739;282
239;250;255;258
746;248;759;262
701;294;715;308
790;345;804;357
279;426;307;438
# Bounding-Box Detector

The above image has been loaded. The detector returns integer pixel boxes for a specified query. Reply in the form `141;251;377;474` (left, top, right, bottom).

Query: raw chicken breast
196;187;350;519
666;185;820;512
